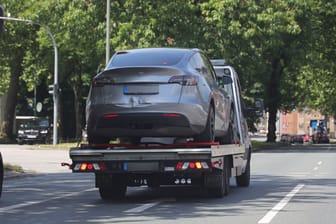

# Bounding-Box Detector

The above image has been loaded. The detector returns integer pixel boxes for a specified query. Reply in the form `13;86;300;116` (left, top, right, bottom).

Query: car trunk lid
90;67;184;106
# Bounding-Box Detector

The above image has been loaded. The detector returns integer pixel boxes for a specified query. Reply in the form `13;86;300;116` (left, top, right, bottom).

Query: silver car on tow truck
86;48;235;145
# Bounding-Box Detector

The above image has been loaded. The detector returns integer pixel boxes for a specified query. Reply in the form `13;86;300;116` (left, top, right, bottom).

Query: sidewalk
0;144;72;179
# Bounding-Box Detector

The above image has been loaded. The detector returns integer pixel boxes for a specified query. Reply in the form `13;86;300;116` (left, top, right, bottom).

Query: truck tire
0;153;3;198
97;174;127;200
207;156;230;197
236;155;250;187
195;106;215;142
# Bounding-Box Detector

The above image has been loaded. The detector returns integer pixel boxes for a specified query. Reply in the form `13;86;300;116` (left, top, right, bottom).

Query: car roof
115;47;200;54
106;48;202;69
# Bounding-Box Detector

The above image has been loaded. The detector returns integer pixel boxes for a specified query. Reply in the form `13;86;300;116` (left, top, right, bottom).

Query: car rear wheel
194;106;215;142
119;137;141;145
88;135;110;145
218;108;236;144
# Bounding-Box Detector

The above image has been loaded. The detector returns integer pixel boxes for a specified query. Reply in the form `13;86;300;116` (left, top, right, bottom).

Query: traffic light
48;84;54;95
0;5;4;33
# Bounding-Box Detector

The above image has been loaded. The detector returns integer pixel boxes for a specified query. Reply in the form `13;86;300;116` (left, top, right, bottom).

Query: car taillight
162;113;181;117
92;77;114;87
103;114;119;118
168;75;198;86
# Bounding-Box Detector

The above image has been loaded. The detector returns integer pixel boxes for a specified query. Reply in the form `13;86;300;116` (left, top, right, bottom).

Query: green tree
24;0;106;139
202;0;316;142
299;1;336;118
0;0;39;139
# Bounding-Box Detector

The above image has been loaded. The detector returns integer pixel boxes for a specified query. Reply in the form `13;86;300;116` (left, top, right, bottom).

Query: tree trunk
1;70;19;140
71;74;83;139
266;57;283;143
0;94;8;137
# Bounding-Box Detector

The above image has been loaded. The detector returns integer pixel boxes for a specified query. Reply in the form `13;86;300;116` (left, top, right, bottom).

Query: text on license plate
123;84;159;95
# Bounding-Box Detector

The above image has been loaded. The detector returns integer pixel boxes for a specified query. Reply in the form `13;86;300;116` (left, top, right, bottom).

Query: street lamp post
106;0;110;66
0;16;59;145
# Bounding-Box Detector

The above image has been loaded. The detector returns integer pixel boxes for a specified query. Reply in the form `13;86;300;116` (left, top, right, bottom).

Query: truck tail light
174;161;209;171
74;162;106;172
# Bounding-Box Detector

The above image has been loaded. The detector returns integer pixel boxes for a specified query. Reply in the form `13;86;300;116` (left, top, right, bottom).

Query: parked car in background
291;134;304;144
86;48;234;145
16;117;51;144
280;134;292;143
312;131;330;144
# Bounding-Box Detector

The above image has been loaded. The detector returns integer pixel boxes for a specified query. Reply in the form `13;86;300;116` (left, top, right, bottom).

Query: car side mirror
217;75;232;87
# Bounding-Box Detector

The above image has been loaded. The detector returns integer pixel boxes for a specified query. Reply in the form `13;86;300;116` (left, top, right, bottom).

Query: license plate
123;84;158;95
27;135;37;139
124;162;159;171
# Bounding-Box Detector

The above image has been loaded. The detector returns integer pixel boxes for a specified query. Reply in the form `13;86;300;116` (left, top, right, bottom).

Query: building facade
280;109;335;138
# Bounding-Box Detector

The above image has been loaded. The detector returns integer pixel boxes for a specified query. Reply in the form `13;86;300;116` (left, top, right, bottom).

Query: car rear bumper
87;103;207;138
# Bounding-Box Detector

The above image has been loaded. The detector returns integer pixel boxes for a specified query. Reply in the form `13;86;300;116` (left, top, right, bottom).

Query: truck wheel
195;106;215;142
207;156;230;197
236;155;250;187
0;153;3;198
97;174;127;200
147;177;160;188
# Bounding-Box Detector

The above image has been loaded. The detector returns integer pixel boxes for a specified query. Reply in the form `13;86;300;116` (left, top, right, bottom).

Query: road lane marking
124;202;161;213
258;184;304;224
313;161;323;171
124;198;176;213
0;188;96;213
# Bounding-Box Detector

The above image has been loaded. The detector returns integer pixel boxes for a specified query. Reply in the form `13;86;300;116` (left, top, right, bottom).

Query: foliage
0;0;335;142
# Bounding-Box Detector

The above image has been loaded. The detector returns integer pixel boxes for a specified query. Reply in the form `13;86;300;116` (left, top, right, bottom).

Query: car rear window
107;50;185;68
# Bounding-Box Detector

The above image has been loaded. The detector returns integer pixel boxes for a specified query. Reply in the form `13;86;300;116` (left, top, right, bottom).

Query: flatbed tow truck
65;60;263;200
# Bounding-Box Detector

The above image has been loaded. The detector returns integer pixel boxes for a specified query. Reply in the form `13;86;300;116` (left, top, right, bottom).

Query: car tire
88;135;109;145
220;109;236;144
194;106;215;142
119;137;141;146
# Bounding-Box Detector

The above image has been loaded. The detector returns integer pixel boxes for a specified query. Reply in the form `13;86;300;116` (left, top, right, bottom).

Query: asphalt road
0;144;336;224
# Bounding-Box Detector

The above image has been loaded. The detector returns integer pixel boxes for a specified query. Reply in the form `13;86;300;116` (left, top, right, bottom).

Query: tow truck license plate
125;162;159;171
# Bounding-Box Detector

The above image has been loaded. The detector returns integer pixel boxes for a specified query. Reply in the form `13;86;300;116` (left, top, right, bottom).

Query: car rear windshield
107;50;185;68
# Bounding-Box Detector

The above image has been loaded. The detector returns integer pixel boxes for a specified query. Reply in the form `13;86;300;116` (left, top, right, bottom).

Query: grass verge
4;163;24;173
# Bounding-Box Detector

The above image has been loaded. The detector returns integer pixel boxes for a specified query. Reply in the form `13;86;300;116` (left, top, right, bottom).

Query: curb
4;170;36;180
